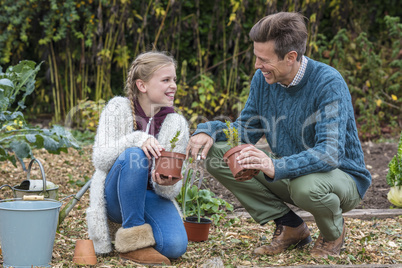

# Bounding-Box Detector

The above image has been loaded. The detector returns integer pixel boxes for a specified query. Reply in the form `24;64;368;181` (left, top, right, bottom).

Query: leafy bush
0;60;79;167
311;16;402;140
177;158;233;224
386;131;402;188
1;1;400;139
65;99;105;132
70;129;95;146
386;131;402;207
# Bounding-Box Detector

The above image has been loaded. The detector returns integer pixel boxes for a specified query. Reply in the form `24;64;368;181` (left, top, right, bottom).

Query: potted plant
154;130;186;180
386;131;402;207
177;158;233;242
222;120;259;181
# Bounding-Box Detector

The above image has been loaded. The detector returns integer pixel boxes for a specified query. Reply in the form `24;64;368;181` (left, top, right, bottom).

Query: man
186;12;371;258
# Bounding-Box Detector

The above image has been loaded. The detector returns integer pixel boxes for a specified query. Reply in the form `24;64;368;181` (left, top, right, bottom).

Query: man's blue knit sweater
194;57;372;199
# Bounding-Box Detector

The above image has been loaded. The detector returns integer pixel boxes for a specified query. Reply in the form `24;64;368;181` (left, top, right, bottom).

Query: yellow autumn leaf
391;94;397;101
365;80;371;88
376;99;382;106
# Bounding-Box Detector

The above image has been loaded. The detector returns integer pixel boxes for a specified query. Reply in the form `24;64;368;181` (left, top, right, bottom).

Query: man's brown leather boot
120;247;171;265
311;223;347;258
253;222;312;255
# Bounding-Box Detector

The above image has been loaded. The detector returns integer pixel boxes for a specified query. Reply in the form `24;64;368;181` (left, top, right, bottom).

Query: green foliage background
0;0;401;139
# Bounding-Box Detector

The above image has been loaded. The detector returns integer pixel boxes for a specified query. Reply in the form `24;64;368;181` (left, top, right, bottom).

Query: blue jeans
104;147;188;258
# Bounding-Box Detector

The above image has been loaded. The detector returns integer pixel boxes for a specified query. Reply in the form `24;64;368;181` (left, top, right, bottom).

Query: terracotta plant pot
72;239;97;265
223;144;259;182
183;216;212;242
154;151;186;180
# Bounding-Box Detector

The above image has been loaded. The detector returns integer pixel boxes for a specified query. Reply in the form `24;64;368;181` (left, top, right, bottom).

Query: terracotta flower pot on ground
183;216;212;242
154;151;186;180
72;239;97;265
223;144;259;182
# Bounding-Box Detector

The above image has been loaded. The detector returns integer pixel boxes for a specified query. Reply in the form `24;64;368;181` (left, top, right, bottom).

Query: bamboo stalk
135;0;154;56
227;34;240;95
95;0;103;102
222;0;227;88
153;0;171;48
48;54;59;123
50;43;61;122
79;38;85;100
195;0;202;75
67;47;75;114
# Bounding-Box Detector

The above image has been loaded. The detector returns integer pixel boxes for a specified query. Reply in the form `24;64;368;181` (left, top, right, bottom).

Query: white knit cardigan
86;96;189;254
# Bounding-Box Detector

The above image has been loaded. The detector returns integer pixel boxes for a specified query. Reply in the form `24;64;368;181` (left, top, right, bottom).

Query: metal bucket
0;197;62;268
0;158;59;199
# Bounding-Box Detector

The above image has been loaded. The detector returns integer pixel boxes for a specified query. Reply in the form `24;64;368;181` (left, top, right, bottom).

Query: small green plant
386;131;402;207
223;120;240;148
169;130;180;151
177;158;233;224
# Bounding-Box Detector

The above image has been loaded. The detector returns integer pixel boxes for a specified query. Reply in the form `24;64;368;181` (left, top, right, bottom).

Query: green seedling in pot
178;157;233;224
154;130;184;180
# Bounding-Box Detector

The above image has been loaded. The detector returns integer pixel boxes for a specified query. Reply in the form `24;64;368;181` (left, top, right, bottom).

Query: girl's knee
161;236;188;258
123;147;146;158
118;147;149;169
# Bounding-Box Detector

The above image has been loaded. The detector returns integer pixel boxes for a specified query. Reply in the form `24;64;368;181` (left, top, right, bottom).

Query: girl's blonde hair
125;51;176;130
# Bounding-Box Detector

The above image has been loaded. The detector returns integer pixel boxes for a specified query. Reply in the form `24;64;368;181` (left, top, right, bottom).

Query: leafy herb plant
177;157;233;224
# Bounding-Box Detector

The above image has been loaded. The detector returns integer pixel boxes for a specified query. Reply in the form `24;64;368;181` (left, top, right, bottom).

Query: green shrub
0;60;79;167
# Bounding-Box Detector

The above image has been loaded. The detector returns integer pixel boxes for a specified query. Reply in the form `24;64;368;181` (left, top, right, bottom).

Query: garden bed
0;141;400;267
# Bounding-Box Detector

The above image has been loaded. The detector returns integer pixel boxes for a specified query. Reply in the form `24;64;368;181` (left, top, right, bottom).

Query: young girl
86;51;189;265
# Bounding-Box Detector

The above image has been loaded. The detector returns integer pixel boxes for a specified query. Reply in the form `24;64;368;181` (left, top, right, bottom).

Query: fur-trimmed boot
115;223;171;265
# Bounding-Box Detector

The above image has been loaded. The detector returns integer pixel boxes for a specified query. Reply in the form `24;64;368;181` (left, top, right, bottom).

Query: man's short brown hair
249;12;308;61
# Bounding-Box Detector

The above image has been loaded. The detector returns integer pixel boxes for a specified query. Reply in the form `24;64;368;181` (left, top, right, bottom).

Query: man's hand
186;133;214;160
152;170;182;185
236;145;275;178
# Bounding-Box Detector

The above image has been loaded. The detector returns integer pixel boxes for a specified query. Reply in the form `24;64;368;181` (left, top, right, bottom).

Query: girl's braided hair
125;51;177;130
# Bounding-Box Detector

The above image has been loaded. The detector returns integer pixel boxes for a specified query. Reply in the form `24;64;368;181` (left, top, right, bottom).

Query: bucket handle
26;158;48;198
23;195;45;201
0;184;13;198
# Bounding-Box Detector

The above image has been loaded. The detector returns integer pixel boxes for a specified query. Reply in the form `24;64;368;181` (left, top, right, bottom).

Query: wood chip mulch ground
0;147;401;267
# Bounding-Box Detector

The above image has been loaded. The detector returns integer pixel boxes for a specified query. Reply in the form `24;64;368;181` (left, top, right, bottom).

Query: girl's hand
142;137;164;159
152;170;182;186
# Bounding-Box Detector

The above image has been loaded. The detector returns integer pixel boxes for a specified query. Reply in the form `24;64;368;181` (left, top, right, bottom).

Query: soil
0;140;400;268
203;140;399;211
0;138;398;212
